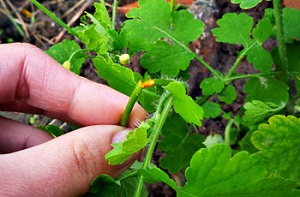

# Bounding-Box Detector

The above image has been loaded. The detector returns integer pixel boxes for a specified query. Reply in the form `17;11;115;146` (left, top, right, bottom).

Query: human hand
0;43;146;196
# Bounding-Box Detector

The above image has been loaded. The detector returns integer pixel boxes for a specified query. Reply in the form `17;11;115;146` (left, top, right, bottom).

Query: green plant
31;0;300;196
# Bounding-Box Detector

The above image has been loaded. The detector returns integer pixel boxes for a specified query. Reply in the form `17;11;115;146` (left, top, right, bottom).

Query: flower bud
119;54;130;65
62;60;71;70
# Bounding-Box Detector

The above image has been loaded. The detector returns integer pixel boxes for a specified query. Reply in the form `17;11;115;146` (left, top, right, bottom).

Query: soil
0;0;274;196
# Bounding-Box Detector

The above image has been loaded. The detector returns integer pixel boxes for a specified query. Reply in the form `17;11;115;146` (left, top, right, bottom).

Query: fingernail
112;129;131;144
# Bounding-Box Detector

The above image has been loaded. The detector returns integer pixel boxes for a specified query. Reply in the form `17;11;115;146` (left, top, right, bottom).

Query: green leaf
200;78;224;96
212;13;273;71
166;82;204;125
93;56;159;112
246;44;273;71
105;122;150;165
158;113;205;173
86;171;148;197
244;77;289;105
93;1;111;29
212;13;253;45
202;102;221;119
218;84;237;104
230;0;263;9
77;2;111;55
122;1;203;76
252;115;300;184
283;8;300;43
46;40;85;75
243;100;285;126
140;166;178;191
140;41;194;76
253;17;273;44
202;134;224;148
180;144;300;196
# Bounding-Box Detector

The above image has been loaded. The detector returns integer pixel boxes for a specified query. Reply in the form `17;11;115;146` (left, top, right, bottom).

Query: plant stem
112;0;118;30
120;82;143;127
30;0;78;37
224;119;234;145
134;94;173;197
273;0;288;83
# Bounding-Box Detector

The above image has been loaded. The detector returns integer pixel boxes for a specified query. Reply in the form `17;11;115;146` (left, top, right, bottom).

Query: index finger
0;43;146;127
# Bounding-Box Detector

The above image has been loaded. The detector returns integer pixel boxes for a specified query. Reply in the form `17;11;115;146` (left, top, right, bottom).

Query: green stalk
112;0;118;30
30;0;78;37
224;119;234;145
134;94;173;197
273;0;288;83
120;83;144;127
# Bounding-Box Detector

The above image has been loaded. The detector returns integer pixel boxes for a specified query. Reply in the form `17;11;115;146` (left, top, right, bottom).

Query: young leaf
200;78;224;96
158;113;205;173
165;82;204;126
202;102;221;119
217;84;237;104
244;77;289;105
93;0;111;29
46;39;85;75
243;100;285;126
105;122;150;165
252;115;300;184
230;0;263;9
180;144;300;196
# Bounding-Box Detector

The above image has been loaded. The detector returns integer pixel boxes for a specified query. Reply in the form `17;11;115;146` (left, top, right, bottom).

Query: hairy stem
30;0;78;37
134;94;173;197
273;0;288;83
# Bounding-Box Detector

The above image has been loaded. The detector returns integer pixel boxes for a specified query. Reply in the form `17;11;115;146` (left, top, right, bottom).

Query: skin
0;43;147;196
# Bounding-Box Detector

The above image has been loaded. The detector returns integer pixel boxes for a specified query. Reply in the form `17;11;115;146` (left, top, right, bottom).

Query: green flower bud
119;54;130;65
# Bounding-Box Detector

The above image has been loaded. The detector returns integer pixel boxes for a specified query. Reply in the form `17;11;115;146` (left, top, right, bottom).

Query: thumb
0;125;133;197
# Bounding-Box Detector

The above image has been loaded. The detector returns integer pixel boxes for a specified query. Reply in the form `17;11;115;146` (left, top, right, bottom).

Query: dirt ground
0;0;273;196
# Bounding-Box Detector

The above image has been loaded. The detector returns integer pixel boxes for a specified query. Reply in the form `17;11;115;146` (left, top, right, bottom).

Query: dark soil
0;0;274;196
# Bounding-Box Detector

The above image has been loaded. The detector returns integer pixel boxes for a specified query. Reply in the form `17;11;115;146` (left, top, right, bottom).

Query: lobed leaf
252;115;300;184
200;78;224;96
121;0;203;76
166;82;204;126
217;84;237;104
46;39;85;75
283;8;300;43
243;100;285;126
105;122;150;165
158;113;205;173
202;102;221;119
244;77;289;105
180;144;300;196
230;0;263;9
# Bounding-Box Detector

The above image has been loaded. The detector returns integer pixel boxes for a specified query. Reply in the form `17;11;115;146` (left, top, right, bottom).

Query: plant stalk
134;94;173;197
112;0;118;30
120;83;143;127
273;0;288;83
30;0;78;37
